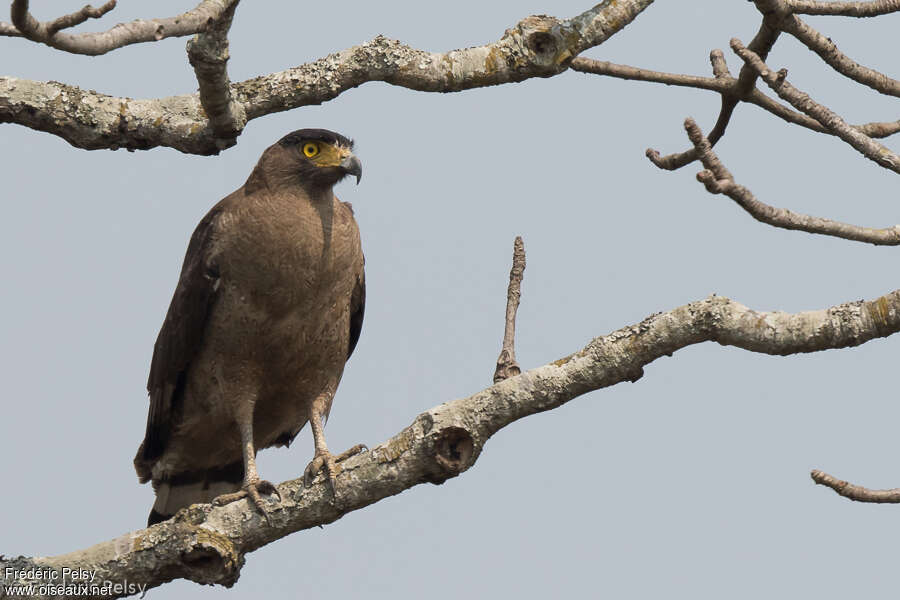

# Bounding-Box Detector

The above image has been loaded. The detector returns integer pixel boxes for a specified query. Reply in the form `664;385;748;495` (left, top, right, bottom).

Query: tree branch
811;470;900;502
0;0;656;154
186;0;244;146
10;0;118;39
1;0;237;56
684;118;900;244
788;0;900;18
235;0;654;120
493;236;525;383
645;20;781;171
778;11;900;97
731;38;900;174
3;286;900;598
570;56;900;139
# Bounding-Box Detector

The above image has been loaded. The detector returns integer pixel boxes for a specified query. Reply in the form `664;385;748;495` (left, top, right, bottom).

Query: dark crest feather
278;128;354;149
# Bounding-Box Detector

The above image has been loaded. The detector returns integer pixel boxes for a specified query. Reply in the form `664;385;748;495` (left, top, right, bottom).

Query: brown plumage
134;129;366;526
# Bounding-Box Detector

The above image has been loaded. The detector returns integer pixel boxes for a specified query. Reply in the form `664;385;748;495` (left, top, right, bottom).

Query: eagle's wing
347;269;365;360
135;206;222;482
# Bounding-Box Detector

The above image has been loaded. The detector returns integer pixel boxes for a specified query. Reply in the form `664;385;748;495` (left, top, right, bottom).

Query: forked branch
10;0;117;39
571;55;900;140
186;0;244;146
684;118;900;244
731;38;900;174
643;21;781;170
0;0;656;154
777;12;900;97
2;0;239;55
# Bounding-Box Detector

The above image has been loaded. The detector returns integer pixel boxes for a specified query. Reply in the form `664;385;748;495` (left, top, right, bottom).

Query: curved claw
304;443;368;488
304;453;336;487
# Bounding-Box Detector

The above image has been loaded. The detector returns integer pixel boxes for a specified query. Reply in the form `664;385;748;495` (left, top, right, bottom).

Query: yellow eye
303;142;319;158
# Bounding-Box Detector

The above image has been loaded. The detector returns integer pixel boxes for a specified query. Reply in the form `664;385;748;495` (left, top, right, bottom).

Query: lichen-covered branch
1;0;237;56
3;288;900;598
234;0;653;120
0;77;216;154
186;0;245;146
811;470;900;502
493;236;525;383
731;38;900;174
0;0;655;154
788;0;900;16
684;118;900;244
570;56;900;140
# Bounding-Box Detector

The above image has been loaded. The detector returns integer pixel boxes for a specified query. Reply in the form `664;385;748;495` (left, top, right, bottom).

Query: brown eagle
135;129;366;526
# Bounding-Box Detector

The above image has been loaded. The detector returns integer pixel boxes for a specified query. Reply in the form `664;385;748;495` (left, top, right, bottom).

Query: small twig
781;13;900;98
47;0;117;36
788;0;900;16
710;48;730;79
811;470;900;502
2;0;238;56
186;0;245;146
731;38;900;175
493;237;526;383
684;118;900;244
10;0;117;39
644;20;781;170
570;56;900;141
570;56;729;92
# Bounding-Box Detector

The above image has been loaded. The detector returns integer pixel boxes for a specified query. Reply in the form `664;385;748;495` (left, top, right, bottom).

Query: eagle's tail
148;461;244;526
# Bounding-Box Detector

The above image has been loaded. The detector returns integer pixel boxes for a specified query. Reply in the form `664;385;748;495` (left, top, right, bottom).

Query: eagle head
274;128;362;188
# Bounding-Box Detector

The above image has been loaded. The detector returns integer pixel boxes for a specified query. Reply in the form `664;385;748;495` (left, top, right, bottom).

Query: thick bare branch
0;0;657;154
1;0;237;56
645;20;781;171
811;470;900;502
3;287;900;598
236;1;654;120
493;237;525;383
685;118;900;244
186;0;244;146
788;0;900;17
570;56;900;139
0;78;214;154
731;38;900;174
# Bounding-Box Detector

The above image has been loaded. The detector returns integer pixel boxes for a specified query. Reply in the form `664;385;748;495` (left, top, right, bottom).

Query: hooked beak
340;154;362;185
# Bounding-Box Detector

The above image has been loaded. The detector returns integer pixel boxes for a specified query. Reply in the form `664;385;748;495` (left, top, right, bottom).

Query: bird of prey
134;129;367;526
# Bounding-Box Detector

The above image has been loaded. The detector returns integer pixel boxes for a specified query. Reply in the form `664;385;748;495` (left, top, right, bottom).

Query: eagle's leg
213;404;280;522
303;396;367;492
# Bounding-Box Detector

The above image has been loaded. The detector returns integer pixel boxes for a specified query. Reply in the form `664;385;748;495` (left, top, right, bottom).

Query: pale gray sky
2;2;900;598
